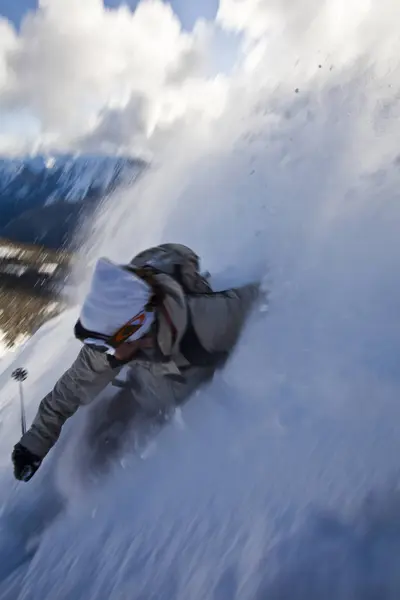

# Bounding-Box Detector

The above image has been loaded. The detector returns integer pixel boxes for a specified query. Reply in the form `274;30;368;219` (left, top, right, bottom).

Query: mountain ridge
0;153;145;249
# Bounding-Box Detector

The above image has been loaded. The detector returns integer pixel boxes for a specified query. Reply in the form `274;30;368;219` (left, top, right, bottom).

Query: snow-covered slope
1;11;400;600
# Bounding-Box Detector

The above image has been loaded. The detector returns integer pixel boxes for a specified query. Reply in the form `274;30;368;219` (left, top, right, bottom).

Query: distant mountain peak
0;153;145;249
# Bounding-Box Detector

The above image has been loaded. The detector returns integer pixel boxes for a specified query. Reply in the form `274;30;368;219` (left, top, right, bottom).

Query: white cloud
0;0;399;156
0;0;227;155
79;73;228;156
0;18;17;90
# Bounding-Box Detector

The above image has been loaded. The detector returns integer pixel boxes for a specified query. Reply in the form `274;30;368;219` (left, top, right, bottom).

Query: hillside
0;238;72;350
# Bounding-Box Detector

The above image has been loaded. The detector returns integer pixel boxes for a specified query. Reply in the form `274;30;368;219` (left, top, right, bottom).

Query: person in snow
12;244;260;481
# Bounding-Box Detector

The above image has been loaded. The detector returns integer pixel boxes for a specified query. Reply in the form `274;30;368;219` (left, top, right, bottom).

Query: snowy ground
1;4;400;599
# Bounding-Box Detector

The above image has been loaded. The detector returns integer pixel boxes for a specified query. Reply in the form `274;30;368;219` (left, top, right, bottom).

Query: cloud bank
0;0;398;156
0;0;225;155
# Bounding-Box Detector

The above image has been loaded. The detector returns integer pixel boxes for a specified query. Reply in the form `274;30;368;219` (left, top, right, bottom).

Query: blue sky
0;0;219;30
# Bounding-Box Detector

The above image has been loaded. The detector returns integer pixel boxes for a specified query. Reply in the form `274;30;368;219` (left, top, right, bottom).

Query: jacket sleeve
20;346;120;459
189;282;260;354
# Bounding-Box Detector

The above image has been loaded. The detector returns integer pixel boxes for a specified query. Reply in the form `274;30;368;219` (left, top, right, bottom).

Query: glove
12;443;42;482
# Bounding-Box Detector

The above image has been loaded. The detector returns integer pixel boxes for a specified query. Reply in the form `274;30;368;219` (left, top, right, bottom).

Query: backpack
129;243;212;294
130;244;227;367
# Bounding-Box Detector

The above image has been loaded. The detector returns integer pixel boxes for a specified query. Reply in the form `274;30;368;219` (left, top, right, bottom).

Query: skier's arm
189;282;261;354
229;282;262;311
19;345;120;459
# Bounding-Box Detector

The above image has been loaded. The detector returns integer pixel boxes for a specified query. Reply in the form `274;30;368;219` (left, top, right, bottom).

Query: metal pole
19;381;26;435
12;368;28;436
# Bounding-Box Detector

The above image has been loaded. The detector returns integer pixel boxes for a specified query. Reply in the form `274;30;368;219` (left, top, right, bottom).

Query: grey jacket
20;265;259;459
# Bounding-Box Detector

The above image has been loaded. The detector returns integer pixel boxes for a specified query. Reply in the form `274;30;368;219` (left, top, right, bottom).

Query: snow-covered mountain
0;154;145;248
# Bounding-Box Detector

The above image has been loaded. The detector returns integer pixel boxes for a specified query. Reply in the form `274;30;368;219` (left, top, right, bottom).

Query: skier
12;243;260;481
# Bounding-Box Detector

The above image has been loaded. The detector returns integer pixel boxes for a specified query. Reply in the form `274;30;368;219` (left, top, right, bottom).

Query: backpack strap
126;265;179;348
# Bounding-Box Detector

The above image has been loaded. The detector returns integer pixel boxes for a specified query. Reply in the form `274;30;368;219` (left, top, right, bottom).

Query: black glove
12;443;42;482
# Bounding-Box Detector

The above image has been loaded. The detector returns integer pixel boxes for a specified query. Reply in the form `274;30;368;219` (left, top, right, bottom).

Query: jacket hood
79;258;155;342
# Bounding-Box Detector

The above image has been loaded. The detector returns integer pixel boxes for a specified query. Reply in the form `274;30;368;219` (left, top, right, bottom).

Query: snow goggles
81;309;154;355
